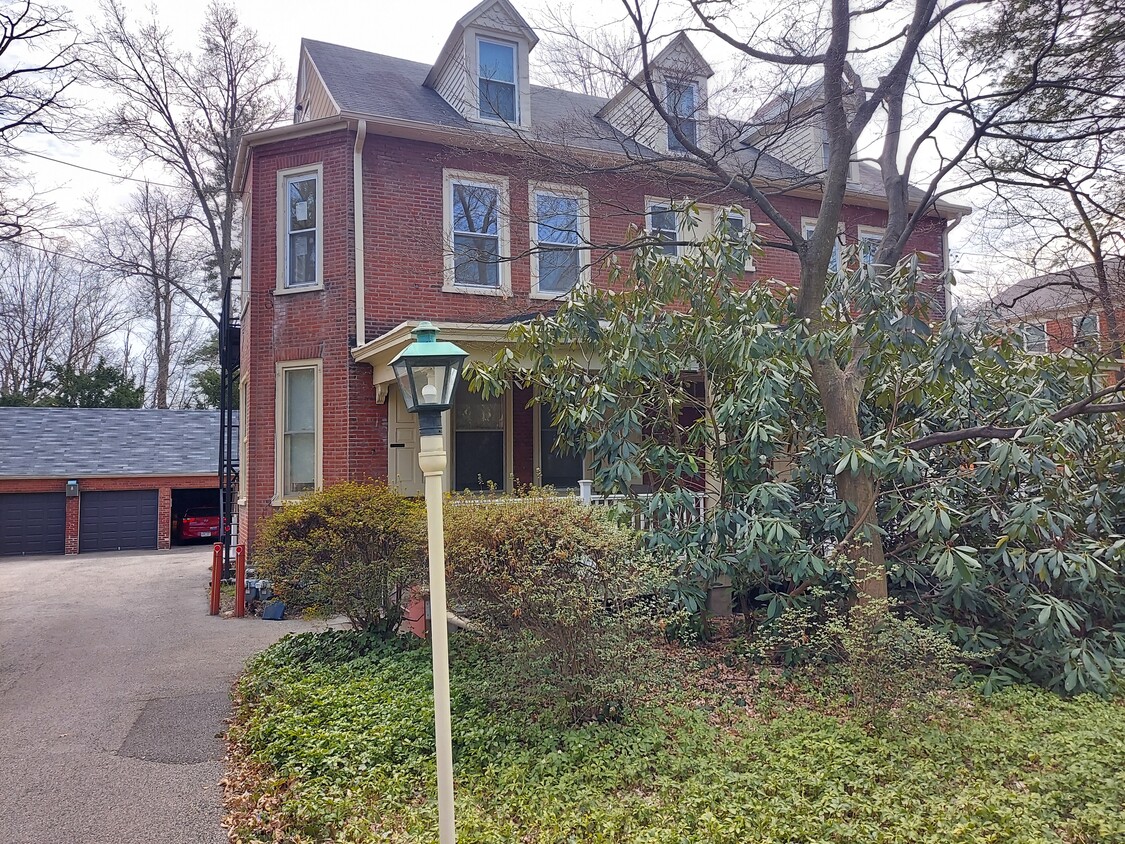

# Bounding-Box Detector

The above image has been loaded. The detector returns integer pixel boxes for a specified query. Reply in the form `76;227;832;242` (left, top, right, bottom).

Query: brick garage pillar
157;486;172;550
64;495;80;555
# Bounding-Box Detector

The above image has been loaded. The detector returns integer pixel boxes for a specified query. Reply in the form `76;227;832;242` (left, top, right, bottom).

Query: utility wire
18;148;185;190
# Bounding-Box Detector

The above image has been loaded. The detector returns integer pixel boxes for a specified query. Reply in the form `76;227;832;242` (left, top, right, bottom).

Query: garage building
0;409;226;556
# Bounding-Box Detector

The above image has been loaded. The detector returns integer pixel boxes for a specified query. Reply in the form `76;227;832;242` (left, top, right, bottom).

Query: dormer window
478;38;517;122
665;80;698;152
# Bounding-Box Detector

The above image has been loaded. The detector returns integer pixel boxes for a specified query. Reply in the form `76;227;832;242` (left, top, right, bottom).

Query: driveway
0;547;318;844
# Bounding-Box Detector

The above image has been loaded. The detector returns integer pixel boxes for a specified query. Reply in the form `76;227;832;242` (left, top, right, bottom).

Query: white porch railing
450;480;706;533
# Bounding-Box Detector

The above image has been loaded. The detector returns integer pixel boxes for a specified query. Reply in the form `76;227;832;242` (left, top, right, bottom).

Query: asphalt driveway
0;547;318;844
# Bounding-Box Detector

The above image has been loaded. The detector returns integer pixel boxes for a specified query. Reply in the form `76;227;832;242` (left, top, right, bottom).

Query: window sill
530;288;575;301
442;282;510;297
273;282;325;296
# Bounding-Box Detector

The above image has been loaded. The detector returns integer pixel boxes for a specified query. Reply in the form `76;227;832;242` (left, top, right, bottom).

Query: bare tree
492;0;1125;599
85;183;210;408
0;241;125;400
85;0;288;297
0;0;80;241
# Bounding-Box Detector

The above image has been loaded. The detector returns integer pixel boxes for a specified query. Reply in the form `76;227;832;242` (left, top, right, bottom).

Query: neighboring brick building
232;0;964;551
991;259;1124;359
0;409;223;556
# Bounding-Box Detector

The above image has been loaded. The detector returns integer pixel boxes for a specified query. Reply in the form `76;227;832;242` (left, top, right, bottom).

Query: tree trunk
809;357;888;601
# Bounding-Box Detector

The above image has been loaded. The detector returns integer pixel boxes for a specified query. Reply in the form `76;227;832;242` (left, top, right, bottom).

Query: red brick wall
0;475;218;554
240;126;951;553
1039;306;1125;355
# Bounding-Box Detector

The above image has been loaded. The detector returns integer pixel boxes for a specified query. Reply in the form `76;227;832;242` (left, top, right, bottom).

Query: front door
388;385;423;496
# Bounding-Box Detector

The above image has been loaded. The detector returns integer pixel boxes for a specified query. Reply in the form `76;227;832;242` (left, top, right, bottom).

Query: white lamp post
390;321;467;844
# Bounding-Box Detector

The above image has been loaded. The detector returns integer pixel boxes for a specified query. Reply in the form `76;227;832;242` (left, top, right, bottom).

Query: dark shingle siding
0;409;231;478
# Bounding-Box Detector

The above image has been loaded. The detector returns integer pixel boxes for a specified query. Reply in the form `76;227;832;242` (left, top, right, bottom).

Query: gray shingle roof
302;39;797;172
0;409;230;479
991;259;1124;319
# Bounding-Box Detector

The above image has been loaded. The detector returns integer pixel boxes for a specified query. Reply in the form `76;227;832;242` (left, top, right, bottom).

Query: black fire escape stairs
218;275;241;578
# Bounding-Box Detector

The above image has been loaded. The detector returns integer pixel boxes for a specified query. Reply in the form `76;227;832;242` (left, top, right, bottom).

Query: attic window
478;38;517;122
665;80;697;152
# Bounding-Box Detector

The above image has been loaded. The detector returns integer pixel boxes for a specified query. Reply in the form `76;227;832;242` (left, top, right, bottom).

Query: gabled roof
0;409;231;479
423;0;539;90
991;259;1124;319
285;37;964;216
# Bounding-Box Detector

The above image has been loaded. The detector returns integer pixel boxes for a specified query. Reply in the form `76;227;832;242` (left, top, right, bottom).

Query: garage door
0;493;67;556
79;490;159;553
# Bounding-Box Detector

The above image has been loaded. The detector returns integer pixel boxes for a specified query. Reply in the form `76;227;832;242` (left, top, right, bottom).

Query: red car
174;506;222;542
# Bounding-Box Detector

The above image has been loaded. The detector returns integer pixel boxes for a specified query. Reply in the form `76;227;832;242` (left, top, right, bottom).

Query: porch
353;320;590;496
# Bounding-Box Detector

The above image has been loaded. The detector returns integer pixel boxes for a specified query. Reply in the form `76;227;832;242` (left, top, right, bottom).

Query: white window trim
646;196;686;257
474;35;519;125
857;225;885;261
273;358;323;505
443;169;511;297
665;78;699;153
802;216;845;269
1021;322;1049;355
275;163;325;294
715;205;755;272
1073;313;1100;339
528;181;591;300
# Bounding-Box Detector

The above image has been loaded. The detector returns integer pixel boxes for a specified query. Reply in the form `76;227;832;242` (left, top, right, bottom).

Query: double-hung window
665;80;698;152
648;203;680;255
478;39;517;122
276;361;320;500
1021;323;1048;354
1074;314;1100;350
450;176;505;290
282;170;320;289
858;227;884;267
802;218;840;272
532;188;587;296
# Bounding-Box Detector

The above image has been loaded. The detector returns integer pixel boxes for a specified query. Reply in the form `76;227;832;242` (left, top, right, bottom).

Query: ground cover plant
226;630;1125;844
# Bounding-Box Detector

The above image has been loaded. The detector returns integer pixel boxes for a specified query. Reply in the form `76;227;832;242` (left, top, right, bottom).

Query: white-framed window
718;206;754;272
274;359;321;502
802;217;842;272
276;164;323;292
647;201;681;255
1073;313;1100;349
530;183;590;298
444;170;510;295
857;225;885;266
477;38;517;123
665;79;698;152
1021;322;1048;354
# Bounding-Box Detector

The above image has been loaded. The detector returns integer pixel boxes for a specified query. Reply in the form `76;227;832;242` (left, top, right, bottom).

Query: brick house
231;0;964;552
992;259;1124;359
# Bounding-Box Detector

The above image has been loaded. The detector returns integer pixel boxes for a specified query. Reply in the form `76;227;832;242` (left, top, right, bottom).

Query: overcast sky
23;0;996;299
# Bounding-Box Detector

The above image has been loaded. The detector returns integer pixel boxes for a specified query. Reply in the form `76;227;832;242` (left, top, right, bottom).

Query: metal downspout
353;119;367;347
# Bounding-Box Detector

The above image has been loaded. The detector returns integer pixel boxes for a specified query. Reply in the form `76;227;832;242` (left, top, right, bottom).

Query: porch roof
352;321;523;395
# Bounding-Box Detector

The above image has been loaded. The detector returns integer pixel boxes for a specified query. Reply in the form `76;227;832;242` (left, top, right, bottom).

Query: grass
226;632;1125;844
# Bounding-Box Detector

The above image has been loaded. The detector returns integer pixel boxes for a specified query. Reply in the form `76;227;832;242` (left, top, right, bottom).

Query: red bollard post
234;544;246;618
210;542;222;616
